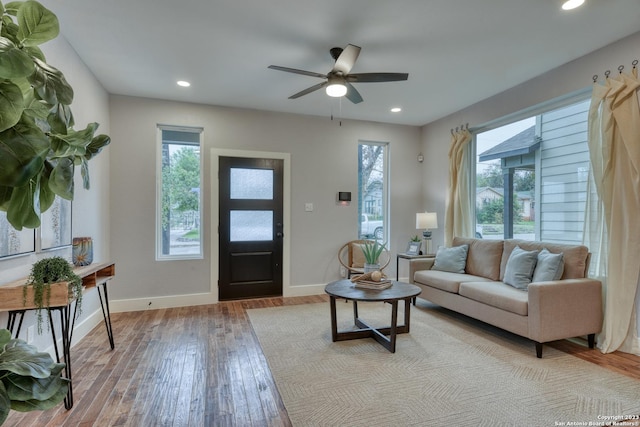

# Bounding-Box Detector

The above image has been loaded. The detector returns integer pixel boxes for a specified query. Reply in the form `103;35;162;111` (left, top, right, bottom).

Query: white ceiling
44;0;640;126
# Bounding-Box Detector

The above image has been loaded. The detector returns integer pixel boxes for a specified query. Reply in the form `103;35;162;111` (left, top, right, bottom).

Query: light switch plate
305;203;313;212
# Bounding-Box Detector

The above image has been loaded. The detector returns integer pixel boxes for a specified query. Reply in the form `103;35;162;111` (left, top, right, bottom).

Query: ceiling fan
268;44;408;104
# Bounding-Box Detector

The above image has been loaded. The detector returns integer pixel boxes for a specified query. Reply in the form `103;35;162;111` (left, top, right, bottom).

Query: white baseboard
110;292;218;313
109;285;326;313
284;283;326;297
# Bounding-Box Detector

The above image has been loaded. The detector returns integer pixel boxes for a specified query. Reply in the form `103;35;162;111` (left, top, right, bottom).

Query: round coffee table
324;279;421;353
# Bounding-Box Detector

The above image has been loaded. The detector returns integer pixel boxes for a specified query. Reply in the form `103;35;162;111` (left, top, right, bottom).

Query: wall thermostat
338;192;351;202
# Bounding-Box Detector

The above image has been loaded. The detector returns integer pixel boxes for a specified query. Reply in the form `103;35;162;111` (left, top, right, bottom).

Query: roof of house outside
478;126;539;162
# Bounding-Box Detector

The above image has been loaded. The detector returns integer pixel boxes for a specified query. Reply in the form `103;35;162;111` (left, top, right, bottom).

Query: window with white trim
358;141;388;242
156;126;203;260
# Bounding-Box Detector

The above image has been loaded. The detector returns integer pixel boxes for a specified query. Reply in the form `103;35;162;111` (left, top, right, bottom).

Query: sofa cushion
532;249;564;282
500;239;590;280
503;246;539;290
459;281;529;316
452;237;503;280
432;245;469;273
414;270;491;293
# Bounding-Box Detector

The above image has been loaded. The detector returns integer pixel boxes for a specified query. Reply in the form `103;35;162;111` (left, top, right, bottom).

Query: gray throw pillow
432;244;469;274
503;246;539;290
532;248;564;282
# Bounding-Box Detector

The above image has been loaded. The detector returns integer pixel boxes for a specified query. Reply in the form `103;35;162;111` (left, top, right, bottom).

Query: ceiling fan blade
344;82;363;104
268;65;326;79
332;44;361;75
347;72;409;83
289;81;328;99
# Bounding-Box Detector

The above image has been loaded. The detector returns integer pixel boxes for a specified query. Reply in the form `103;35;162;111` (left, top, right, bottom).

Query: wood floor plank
4;295;639;426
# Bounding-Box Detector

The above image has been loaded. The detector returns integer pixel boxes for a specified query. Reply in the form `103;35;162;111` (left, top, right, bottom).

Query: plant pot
0;282;72;311
364;263;380;273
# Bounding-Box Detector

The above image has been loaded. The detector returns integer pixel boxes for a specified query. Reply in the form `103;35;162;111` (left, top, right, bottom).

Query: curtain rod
592;59;638;82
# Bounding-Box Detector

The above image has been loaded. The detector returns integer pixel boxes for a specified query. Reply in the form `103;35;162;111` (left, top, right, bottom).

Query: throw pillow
432;244;469;274
503;246;539;290
351;243;366;268
532;248;564;282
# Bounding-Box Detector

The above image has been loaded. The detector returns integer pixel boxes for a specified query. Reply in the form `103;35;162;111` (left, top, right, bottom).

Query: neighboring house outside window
475;98;589;244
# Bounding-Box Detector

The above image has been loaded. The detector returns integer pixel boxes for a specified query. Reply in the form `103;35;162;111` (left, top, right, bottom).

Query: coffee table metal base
329;297;413;353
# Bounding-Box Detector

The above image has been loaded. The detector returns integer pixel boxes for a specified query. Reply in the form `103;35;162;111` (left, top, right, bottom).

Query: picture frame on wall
40;197;72;251
405;241;421;256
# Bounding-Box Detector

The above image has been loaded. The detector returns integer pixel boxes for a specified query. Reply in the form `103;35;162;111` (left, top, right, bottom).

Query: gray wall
109;96;422;309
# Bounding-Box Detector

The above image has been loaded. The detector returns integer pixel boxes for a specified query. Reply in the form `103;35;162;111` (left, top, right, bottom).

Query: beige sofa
409;237;603;357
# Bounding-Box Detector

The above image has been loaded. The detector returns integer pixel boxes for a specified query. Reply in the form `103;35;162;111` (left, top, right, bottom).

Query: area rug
247;301;640;426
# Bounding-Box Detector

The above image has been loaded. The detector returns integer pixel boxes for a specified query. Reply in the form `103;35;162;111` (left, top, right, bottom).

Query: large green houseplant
0;0;110;230
0;329;69;424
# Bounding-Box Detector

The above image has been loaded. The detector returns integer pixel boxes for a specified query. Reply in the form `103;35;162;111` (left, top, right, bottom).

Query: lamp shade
416;212;438;229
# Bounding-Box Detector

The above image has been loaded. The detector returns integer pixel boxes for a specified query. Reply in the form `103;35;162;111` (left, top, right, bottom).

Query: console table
0;262;116;409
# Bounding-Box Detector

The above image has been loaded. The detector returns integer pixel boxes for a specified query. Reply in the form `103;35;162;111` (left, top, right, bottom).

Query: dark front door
218;156;284;300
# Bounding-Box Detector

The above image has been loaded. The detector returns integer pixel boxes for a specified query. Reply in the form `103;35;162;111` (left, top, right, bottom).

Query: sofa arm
528;279;603;343
408;258;435;284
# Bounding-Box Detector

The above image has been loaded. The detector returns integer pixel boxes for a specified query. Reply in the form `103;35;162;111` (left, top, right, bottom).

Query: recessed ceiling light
562;0;584;10
177;80;191;87
390;107;402;113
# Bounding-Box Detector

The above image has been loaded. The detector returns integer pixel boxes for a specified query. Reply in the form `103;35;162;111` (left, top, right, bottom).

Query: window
358;142;388;241
474;98;590;244
156;126;203;259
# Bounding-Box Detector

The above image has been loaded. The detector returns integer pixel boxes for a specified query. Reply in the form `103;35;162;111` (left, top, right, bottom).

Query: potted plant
23;257;82;333
0;0;110;231
0;329;69;424
361;240;387;273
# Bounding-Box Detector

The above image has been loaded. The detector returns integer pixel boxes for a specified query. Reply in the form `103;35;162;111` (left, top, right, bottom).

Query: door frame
210;149;291;302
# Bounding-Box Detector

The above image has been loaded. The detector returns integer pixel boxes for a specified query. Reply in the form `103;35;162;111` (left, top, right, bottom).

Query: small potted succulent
361;240;387;273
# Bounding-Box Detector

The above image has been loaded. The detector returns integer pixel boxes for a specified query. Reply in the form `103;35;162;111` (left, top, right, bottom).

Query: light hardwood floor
4;295;639;426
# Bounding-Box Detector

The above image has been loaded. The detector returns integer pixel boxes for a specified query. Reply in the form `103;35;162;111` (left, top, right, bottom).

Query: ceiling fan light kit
326;76;347;97
269;44;408;104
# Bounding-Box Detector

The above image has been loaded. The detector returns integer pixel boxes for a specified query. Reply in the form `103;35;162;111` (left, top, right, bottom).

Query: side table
396;253;434;281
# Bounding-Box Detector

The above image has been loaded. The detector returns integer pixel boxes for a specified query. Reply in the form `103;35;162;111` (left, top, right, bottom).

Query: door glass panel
230;210;273;241
230;168;273;200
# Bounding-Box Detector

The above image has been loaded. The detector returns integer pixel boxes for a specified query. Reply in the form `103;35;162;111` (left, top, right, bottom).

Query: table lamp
416;212;438;255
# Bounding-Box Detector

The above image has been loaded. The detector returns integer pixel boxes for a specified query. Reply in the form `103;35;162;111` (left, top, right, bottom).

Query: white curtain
585;68;640;354
445;128;473;246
